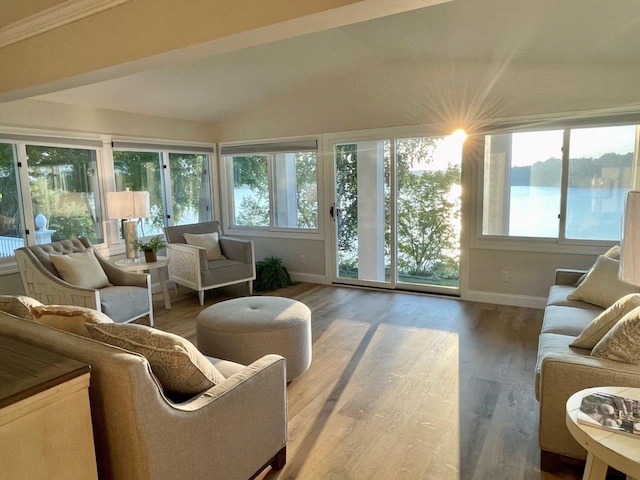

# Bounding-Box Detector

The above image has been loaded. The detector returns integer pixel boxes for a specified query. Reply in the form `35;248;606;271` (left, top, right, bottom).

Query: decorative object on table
620;190;640;286
106;188;150;262
133;235;167;263
254;256;292;292
578;391;640;438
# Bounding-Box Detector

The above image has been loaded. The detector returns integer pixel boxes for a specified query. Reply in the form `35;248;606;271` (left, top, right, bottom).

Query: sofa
0;299;287;480
536;262;640;464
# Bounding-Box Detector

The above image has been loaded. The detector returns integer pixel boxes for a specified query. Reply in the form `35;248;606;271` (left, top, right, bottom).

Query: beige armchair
15;237;153;325
164;222;255;305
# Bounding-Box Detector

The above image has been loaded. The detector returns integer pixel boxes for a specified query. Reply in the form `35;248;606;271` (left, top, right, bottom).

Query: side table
566;386;640;480
0;335;98;480
115;255;172;309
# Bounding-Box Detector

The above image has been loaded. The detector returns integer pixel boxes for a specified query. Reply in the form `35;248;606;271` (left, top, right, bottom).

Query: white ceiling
33;0;640;125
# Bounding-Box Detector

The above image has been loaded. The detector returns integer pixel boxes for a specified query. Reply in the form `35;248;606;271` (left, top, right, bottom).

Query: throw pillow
50;250;110;289
0;295;42;320
30;304;113;337
567;255;640;309
591;306;640;364
570;293;640;349
575;245;621;286
85;323;225;396
183;232;226;261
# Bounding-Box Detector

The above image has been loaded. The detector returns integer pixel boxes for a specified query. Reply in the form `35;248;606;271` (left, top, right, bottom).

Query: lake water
508;186;627;240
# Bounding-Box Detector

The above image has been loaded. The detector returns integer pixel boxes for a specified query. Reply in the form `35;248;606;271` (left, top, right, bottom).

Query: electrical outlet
298;255;306;265
501;271;509;282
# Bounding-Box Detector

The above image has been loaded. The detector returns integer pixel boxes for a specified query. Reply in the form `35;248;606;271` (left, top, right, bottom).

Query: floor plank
147;283;588;480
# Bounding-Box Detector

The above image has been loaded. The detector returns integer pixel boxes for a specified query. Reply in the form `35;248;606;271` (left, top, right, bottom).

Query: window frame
473;119;640;254
220;136;324;240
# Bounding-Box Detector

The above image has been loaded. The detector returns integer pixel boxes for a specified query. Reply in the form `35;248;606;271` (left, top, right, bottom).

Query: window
482;124;636;243
168;153;212;226
222;139;319;232
0;144;23;258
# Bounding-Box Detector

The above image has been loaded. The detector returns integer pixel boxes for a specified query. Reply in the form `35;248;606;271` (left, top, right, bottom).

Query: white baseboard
289;272;330;285
463;290;546;309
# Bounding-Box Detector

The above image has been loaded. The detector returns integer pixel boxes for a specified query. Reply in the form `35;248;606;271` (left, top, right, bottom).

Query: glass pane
396;135;462;288
168;153;212;226
113;151;165;236
0;143;24;256
273;152;318;229
335;141;391;283
27;145;103;244
231;156;269;227
566;125;635;240
483;130;563;238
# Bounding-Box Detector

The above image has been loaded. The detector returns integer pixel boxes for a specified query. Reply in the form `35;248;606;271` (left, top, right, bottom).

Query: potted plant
254;256;292;292
133;235;167;263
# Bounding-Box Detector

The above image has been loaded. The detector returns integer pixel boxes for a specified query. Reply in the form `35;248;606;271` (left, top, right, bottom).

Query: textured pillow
0;295;42;320
183;232;226;261
591;306;640;364
50;250;110;289
85;323;225;396
570;294;640;349
30;304;113;337
567;256;640;309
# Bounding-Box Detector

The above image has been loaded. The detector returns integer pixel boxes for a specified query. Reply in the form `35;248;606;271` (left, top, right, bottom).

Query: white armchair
15;237;153;325
164;222;255;305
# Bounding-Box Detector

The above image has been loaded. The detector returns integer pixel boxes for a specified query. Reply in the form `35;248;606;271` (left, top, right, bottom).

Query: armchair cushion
184;232;225;261
30;304;113;337
50;250;111;289
204;259;254;285
86;323;225;397
99;286;150;323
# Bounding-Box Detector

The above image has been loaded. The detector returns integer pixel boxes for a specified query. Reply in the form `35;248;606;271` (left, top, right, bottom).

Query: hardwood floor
148;283;588;480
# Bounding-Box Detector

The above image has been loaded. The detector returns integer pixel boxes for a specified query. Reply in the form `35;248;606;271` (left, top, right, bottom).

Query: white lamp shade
106;190;150;220
620;191;640;286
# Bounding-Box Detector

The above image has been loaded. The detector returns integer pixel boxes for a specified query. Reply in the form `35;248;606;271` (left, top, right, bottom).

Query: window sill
223;225;324;241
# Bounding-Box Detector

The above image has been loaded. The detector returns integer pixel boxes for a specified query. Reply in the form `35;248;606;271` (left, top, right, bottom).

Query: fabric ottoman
196;296;312;382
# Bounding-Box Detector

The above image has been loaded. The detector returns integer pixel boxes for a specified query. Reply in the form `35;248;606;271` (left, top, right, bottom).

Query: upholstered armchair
15;237;153;325
164;222;255;305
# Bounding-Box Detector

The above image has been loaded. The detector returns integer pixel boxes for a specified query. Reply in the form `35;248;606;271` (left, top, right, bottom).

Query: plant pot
144;250;157;263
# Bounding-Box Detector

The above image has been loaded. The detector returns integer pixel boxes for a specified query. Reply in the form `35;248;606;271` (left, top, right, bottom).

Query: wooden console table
0;336;98;480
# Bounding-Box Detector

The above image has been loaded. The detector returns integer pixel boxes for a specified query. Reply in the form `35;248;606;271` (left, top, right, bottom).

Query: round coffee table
566;386;640;480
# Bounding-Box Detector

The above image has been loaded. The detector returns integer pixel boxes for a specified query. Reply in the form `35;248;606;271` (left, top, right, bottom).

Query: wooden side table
115;255;172;309
566;386;640;480
0;336;98;480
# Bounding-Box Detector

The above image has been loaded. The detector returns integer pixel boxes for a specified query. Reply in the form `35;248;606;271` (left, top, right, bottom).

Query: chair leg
198;290;204;306
248;280;253;296
148;310;154;327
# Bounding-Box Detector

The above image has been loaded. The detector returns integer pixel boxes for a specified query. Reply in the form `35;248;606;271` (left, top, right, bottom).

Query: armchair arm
538;352;640;458
219;236;254;265
15;249;99;309
143;355;287;480
98;255;149;288
165;243;207;290
555;268;586;286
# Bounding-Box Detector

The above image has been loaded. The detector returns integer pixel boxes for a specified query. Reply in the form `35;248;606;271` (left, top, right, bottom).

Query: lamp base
123;220;139;261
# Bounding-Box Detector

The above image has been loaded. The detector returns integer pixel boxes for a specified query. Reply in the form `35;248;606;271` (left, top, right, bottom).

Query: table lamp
620;190;640;285
106;189;150;261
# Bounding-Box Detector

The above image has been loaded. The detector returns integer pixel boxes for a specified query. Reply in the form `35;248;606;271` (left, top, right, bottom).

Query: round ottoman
196;296;312;382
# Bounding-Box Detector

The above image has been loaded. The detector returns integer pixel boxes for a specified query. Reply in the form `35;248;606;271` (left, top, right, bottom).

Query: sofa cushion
541;305;600;336
567;256;640;309
86;323;225;397
535;333;590;399
591;306;640;364
99;286;149;323
184;232;226;261
50;250;111;289
547;285;602;309
29;304;113;337
570;294;640;349
0;295;42;320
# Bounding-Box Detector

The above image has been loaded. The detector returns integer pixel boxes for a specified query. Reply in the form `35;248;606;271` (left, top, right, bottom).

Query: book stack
578;391;640;439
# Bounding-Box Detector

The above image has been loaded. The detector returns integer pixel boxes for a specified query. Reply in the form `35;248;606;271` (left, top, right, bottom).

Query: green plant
254;256;292;292
133;235;166;252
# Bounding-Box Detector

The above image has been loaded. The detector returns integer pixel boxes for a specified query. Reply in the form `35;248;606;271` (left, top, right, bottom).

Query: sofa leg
272;446;286;470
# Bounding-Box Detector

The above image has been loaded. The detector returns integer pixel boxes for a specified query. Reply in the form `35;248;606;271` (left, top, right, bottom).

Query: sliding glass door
331;133;463;293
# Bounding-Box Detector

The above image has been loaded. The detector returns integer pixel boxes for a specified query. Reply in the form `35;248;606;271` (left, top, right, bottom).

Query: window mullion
161;151;174;228
15;143;36;246
558;129;571;242
268;154;275;229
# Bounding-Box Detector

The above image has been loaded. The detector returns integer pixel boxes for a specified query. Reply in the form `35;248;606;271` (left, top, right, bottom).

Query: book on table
578;391;640;438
